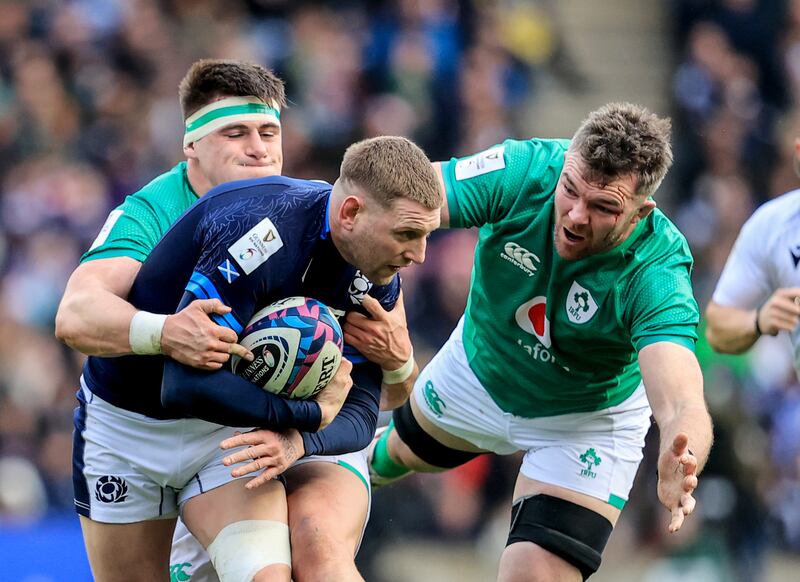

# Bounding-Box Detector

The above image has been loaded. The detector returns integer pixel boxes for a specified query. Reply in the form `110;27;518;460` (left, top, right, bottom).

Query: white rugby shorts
73;379;254;523
411;320;652;509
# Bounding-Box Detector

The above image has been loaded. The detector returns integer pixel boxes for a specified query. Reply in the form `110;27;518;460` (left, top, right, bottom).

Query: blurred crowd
0;0;798;580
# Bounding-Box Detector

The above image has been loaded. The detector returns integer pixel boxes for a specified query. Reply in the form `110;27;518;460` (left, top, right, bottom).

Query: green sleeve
443;138;570;228
623;239;700;353
81;195;169;263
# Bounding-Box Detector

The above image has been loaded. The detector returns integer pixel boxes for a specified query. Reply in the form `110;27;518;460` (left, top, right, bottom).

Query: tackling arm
55;257;142;355
55;257;249;368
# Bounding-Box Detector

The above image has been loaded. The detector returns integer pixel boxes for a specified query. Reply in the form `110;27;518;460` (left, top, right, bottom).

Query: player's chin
368;266;401;285
554;237;588;261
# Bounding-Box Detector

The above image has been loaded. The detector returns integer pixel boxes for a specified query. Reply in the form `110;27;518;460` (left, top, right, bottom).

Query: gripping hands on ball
162;299;253;370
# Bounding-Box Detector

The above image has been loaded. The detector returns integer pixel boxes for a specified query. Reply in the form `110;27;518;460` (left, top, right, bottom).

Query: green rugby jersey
442;138;699;417
82;162;199;263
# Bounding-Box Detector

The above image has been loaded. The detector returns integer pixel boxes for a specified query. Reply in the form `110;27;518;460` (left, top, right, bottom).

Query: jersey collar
321;193;332;239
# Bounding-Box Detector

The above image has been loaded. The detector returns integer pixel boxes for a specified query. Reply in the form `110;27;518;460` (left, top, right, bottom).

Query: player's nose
568;199;589;225
245;130;268;157
404;238;426;264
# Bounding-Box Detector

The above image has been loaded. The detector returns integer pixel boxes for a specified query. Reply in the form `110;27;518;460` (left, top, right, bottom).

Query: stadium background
0;0;798;580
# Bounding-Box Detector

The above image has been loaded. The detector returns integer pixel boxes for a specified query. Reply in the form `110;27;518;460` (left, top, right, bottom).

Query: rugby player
62;136;440;581
345;103;713;581
705;139;800;364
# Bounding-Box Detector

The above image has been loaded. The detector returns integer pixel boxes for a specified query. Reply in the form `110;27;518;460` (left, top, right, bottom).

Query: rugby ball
231;297;343;399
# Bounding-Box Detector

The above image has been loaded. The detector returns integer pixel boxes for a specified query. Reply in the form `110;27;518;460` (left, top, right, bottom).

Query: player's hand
161;299;253;370
657;433;699;533
756;287;800;336
344;290;412;370
221;429;305;490
314;357;353;429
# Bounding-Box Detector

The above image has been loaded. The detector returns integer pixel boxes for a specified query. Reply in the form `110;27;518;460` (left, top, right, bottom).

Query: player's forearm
55;288;139;356
301;374;379;456
656;403;713;473
640;342;713;472
704;301;759;354
380;363;419;411
161;360;322;432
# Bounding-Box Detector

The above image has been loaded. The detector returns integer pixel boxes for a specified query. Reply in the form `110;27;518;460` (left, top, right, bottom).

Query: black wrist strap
754;307;763;337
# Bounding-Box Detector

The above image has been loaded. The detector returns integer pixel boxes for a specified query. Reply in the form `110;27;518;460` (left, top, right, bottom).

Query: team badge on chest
566;281;598;324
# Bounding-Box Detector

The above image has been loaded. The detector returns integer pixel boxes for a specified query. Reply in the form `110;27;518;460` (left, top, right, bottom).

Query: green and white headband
183;96;281;147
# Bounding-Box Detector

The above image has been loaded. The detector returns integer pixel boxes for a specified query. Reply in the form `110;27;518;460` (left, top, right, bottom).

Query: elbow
354;431;374;453
54;304;79;347
359;408;379;449
704;322;742;355
703;324;723;352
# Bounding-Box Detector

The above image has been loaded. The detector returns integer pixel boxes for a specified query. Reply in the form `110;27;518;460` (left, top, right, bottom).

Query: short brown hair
178;59;286;119
340;136;442;210
571;102;673;198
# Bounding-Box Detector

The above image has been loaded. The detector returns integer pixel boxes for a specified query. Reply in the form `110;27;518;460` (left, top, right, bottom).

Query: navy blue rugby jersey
81;176;398;436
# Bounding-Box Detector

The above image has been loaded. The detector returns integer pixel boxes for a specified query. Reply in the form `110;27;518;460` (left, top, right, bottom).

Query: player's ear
634;198;656;223
339;196;362;231
183;141;197;160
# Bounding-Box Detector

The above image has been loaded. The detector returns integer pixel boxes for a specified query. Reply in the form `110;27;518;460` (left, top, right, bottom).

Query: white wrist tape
129;311;168;355
382;350;415;384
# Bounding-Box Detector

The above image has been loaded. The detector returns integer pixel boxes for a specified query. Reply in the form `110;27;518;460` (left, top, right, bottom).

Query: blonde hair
571;102;673;198
340;136;442;209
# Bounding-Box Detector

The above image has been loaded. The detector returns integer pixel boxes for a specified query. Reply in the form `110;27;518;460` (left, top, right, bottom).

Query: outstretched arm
639;341;713;533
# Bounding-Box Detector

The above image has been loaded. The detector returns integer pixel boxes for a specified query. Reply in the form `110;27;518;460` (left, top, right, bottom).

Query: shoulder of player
498;137;569;172
192;176;332;225
474;137;567;213
200;175;331;204
740;189;800;241
119;162;188;208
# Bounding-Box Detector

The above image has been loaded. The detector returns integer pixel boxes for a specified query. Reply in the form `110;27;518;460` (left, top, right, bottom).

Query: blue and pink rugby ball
231;297;343;399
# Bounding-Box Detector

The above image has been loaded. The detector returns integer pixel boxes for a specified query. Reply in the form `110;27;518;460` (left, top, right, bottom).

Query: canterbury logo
501;242;540;276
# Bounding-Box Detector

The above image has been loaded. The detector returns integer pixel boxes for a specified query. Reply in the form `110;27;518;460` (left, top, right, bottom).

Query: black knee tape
392;401;480;469
507;494;613;580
